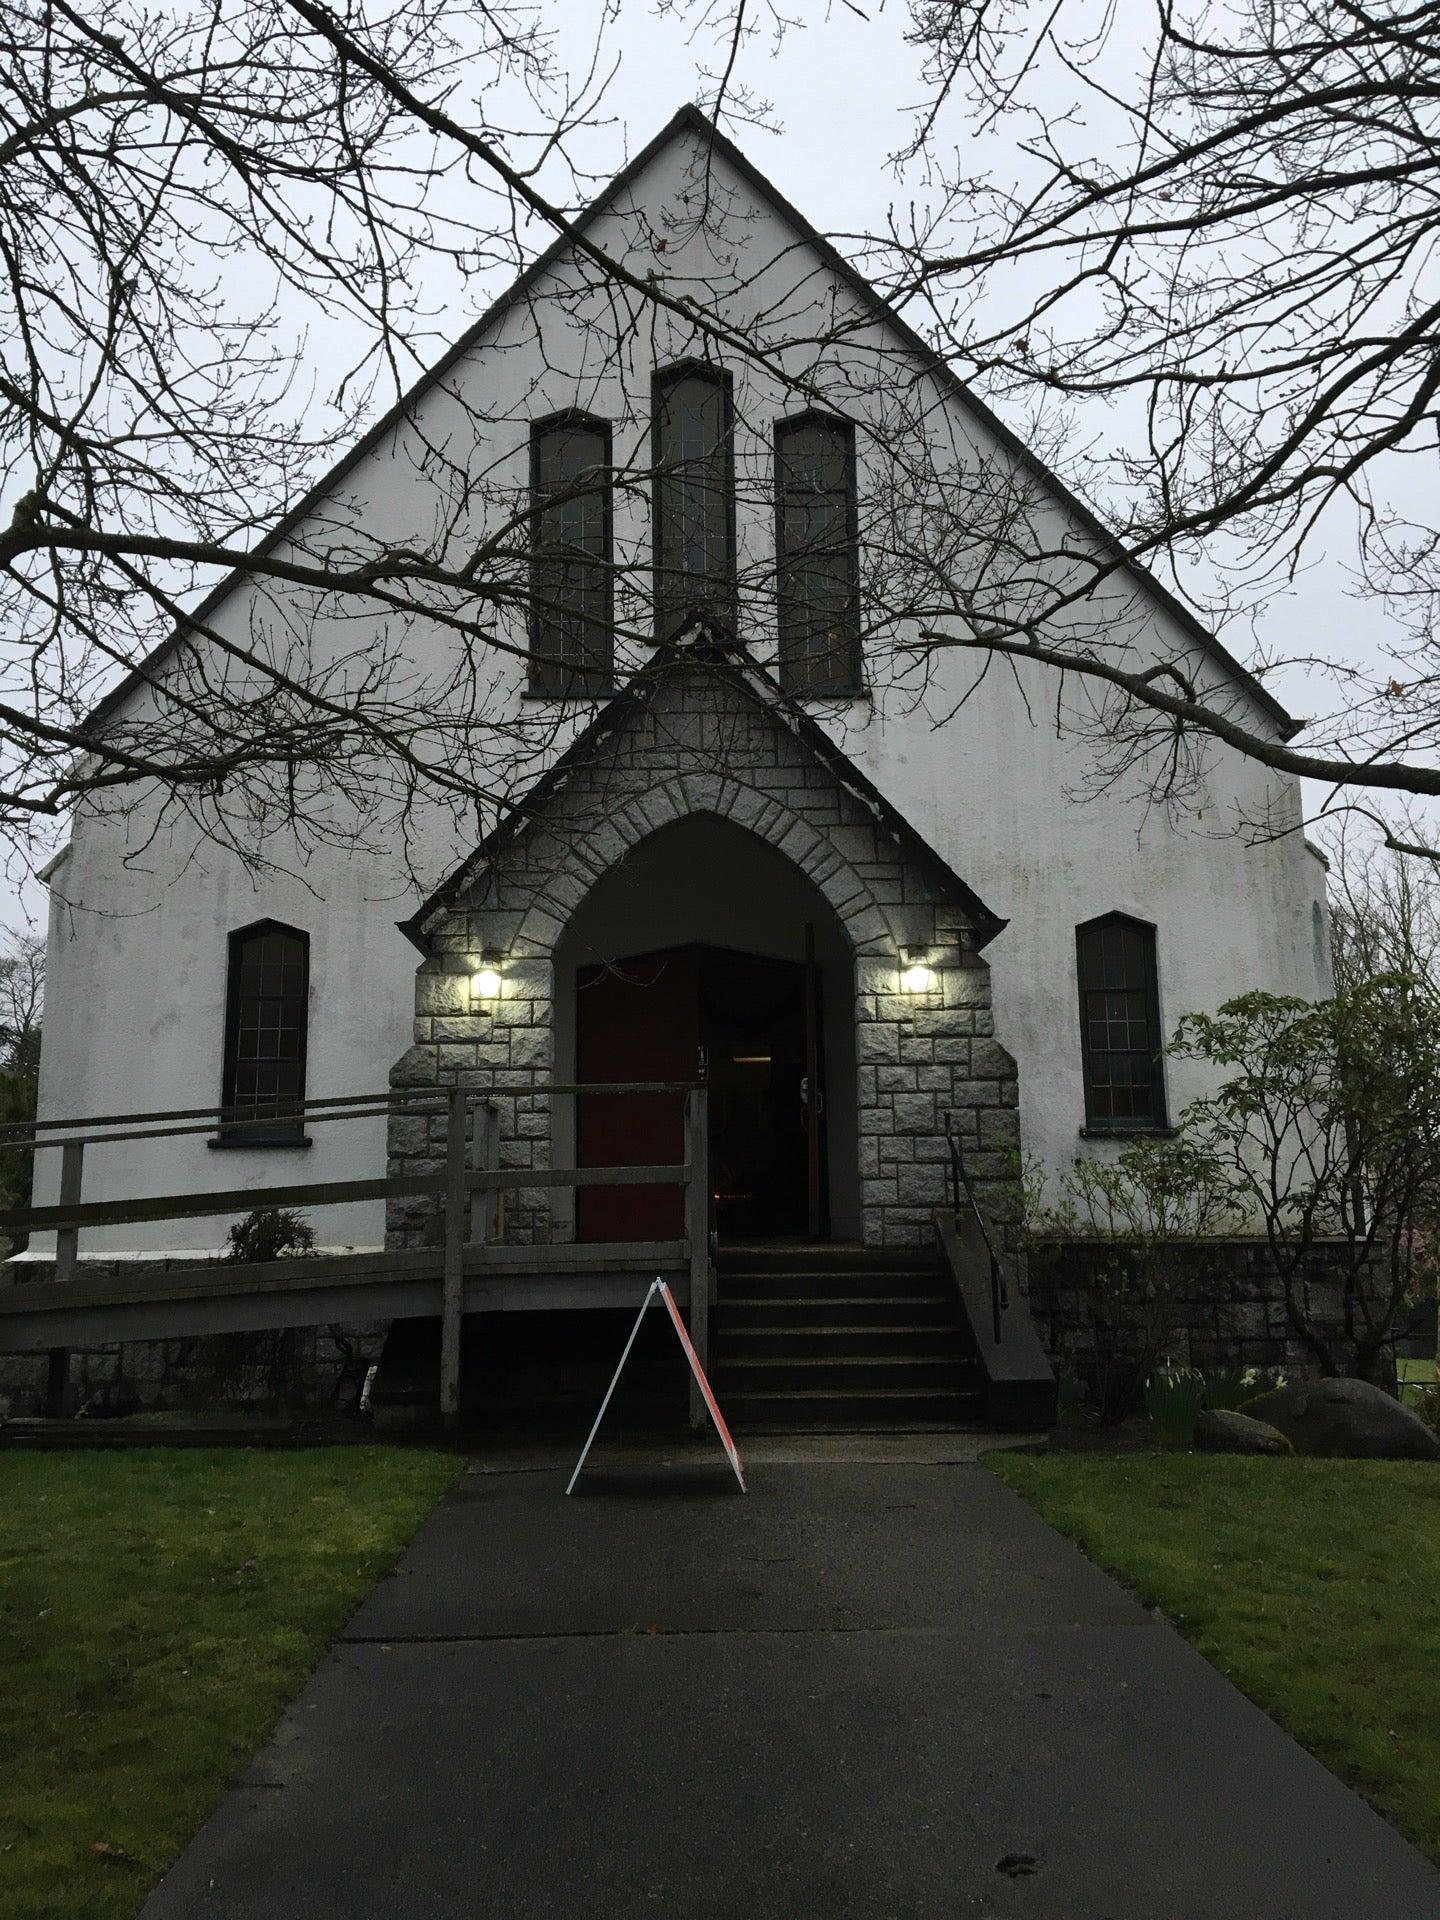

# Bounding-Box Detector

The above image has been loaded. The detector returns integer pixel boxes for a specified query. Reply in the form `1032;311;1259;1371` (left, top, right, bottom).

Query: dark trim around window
1075;912;1168;1132
651;359;737;642
528;410;614;698
218;920;310;1144
774;410;862;696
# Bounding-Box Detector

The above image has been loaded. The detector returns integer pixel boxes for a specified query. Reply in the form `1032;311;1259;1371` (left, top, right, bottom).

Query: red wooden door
575;946;701;1241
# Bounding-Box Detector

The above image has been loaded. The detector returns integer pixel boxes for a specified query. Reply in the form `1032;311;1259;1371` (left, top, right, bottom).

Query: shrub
1145;1365;1206;1446
1022;1137;1236;1423
190;1210;321;1410
1174;979;1440;1383
224;1207;316;1265
0;1063;36;1256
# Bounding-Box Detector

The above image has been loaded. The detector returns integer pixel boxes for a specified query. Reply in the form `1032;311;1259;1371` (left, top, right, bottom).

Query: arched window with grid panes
221;921;309;1141
529;413;613;696
775;412;861;695
1075;913;1168;1131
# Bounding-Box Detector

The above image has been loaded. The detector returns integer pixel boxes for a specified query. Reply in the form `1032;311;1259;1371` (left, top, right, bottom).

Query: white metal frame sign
566;1278;747;1494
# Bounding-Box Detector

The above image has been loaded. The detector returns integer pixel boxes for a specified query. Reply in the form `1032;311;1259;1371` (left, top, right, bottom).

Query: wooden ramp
0;1082;711;1427
0;1242;692;1353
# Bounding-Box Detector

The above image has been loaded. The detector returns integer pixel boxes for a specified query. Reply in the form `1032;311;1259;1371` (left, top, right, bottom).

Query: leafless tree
5;0;818;888
0;1;978;892
0;929;43;1073
12;0;1439;901
1327;815;1440;995
829;0;1440;841
3;0;554;873
0;2;1144;893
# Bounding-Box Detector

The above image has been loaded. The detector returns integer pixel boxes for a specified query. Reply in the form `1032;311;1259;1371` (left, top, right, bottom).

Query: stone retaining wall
1025;1236;1399;1383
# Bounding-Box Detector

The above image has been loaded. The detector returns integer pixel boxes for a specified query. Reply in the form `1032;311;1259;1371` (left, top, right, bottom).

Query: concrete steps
712;1244;983;1432
721;1323;966;1360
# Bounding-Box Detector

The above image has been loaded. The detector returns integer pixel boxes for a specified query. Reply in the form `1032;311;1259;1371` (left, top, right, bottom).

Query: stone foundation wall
0;1259;383;1417
1025;1236;1394;1382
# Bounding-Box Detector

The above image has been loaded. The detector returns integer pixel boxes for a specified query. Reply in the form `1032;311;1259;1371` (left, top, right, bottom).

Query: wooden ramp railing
0;1083;712;1430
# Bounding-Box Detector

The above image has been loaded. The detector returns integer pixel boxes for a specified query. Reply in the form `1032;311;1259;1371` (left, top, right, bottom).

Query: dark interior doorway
575;942;827;1242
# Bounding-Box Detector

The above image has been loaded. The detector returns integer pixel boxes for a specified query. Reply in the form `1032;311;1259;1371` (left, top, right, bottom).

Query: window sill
1079;1124;1177;1142
208;1133;314;1151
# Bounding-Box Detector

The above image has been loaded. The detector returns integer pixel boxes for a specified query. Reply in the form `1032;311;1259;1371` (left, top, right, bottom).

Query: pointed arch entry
554;814;858;1241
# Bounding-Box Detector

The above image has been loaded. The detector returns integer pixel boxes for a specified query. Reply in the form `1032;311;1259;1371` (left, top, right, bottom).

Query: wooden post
440;1088;466;1433
684;1086;710;1429
54;1140;83;1283
469;1102;499;1246
47;1139;84;1418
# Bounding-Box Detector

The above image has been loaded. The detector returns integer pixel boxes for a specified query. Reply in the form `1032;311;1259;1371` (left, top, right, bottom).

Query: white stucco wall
31;820;417;1251
27;117;1329;1254
837;666;1328;1185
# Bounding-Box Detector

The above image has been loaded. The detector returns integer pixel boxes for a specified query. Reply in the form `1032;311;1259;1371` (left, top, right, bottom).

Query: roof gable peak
86;99;1295;744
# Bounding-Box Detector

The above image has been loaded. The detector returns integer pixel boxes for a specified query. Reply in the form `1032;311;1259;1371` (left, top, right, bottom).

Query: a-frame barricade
566;1278;746;1494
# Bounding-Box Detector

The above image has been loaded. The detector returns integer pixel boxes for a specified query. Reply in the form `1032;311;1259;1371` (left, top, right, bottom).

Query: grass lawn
0;1445;461;1920
991;1452;1440;1863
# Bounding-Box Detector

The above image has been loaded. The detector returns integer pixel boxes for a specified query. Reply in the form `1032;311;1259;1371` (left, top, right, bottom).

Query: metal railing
0;1081;712;1431
942;1109;1008;1345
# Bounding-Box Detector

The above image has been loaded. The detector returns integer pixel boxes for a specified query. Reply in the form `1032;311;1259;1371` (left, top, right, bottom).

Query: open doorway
703;946;824;1240
555;814;858;1242
574;943;826;1242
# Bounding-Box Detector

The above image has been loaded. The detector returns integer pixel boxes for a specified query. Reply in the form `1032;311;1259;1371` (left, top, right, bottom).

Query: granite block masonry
386;657;1022;1251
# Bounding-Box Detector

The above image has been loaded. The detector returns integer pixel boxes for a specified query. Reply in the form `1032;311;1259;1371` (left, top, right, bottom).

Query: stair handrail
942;1110;1008;1345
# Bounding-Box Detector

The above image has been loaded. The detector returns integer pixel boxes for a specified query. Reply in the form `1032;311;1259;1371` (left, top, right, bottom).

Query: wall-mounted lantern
470;950;505;1002
899;949;936;994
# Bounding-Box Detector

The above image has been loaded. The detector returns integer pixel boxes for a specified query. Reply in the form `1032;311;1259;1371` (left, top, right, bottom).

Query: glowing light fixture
899;950;936;994
470;950;505;1001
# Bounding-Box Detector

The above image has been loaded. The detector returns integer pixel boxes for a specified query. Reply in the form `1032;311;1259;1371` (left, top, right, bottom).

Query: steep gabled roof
400;624;1009;952
88;102;1297;739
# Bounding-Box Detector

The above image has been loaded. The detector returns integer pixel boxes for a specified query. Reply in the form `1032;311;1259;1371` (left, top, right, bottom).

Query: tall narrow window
776;413;860;694
652;363;735;640
530;413;613;695
1076;914;1167;1130
221;922;309;1140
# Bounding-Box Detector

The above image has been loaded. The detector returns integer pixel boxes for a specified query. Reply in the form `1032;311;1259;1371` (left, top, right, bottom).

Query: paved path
141;1444;1440;1919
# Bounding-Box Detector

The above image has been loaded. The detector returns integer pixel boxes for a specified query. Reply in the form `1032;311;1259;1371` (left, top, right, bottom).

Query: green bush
1174;980;1440;1382
1017;1138;1236;1424
1145;1364;1206;1446
0;1064;37;1255
224;1207;316;1265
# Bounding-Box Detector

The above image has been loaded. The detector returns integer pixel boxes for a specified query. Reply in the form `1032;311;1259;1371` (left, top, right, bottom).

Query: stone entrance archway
552;813;857;1240
386;654;1020;1251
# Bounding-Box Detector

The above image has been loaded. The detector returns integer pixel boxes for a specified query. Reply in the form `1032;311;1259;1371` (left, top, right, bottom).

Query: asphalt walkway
140;1440;1440;1918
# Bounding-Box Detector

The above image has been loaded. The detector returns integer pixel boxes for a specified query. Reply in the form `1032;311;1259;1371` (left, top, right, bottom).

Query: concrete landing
139;1456;1440;1919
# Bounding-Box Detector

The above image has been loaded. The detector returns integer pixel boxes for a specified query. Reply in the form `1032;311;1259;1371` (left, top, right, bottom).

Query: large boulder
1195;1408;1293;1455
1244;1376;1440;1460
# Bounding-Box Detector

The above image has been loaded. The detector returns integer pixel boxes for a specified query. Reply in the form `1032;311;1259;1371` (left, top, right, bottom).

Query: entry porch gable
387;650;1022;1255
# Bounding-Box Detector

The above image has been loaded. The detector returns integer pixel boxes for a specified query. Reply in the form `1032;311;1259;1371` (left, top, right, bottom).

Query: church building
24;108;1331;1423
